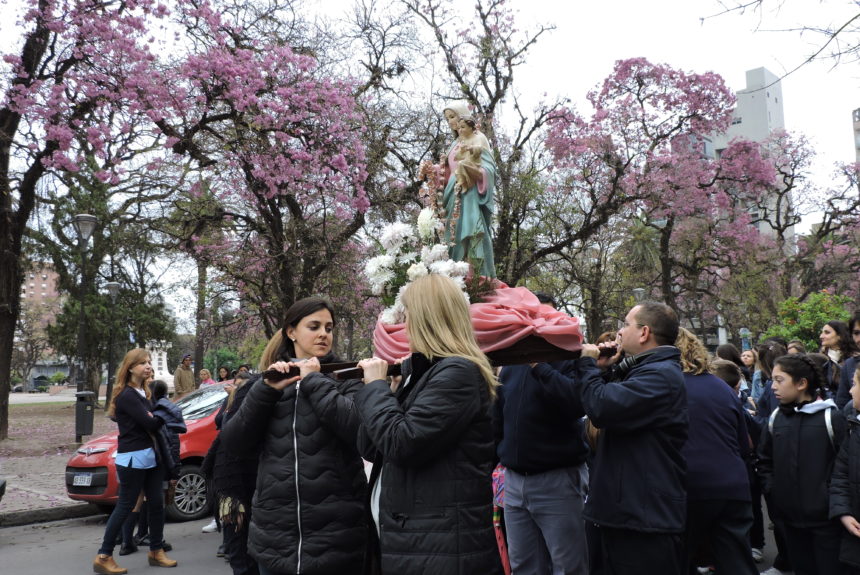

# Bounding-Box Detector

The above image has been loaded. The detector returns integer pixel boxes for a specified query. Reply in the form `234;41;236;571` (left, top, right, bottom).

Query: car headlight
76;447;109;455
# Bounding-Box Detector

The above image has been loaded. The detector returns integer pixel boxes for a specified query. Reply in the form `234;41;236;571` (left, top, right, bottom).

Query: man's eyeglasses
619;321;646;330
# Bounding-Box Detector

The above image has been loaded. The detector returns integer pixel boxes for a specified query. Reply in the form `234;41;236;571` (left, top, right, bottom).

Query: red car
65;383;229;521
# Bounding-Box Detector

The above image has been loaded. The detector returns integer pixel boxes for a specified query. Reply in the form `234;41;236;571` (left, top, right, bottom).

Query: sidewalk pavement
9;387;93;405
0;451;101;528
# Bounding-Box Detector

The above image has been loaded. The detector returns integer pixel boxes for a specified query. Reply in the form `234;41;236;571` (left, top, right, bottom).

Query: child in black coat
758;354;847;575
830;368;860;574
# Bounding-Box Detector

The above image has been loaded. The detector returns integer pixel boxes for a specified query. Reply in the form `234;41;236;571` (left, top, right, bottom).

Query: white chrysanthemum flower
450;261;471;277
398;251;418;265
429;259;455;277
450;274;467;290
380;222;415;252
406;262;428;282
365;254;396;294
365;254;396;278
421;244;450;265
380;306;399;325
380;301;406;325
416;208;440;241
369;270;394;295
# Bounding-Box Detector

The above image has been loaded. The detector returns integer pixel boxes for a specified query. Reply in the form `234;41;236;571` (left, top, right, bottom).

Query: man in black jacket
575;302;688;575
494;293;589;574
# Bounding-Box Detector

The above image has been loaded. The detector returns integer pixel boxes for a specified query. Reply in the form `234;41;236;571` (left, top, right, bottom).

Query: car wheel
165;464;209;522
96;504;114;515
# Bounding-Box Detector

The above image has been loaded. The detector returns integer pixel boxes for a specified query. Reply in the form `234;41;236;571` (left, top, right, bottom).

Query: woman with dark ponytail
758;354;847;575
220;297;367;575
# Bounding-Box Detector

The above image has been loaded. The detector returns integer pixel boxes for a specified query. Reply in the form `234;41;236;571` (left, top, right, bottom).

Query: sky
500;0;859;177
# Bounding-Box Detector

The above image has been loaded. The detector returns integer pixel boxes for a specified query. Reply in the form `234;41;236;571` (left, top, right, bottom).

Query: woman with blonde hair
198;368;216;386
356;274;503;574
675;328;757;575
93;348;176;574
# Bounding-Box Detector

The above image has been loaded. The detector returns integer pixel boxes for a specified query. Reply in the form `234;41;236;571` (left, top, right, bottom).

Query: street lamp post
739;327;752;351
73;214;97;443
632;287;646;303
104;281;120;410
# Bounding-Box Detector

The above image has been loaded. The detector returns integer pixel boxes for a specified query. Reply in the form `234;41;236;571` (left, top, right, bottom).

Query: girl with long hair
821;320;860;409
758;354;847;575
356;274;503;574
220;297;367;575
93;349;176;574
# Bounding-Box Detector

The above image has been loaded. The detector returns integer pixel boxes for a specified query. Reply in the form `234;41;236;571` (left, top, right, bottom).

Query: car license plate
73;473;93;487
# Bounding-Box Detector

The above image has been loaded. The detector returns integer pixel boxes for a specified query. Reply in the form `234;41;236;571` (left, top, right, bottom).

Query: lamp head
105;281;120;301
73;214;98;244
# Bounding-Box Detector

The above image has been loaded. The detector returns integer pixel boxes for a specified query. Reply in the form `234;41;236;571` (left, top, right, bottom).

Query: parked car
65;382;230;521
11;384;23;393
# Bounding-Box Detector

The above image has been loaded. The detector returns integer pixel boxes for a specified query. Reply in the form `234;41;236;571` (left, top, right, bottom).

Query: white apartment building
712;67;794;245
853;107;860;162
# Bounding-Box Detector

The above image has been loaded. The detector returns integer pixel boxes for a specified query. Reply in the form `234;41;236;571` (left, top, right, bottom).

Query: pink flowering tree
544;58;780;330
145;0;370;335
0;0;169;439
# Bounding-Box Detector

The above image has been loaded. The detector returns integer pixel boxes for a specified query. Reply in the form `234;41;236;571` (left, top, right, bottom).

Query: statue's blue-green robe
443;142;497;278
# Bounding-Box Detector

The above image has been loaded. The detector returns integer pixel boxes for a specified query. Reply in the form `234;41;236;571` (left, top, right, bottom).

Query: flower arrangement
364;207;474;324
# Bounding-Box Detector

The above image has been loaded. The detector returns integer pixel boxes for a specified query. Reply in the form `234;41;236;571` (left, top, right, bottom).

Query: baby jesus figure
453;144;483;194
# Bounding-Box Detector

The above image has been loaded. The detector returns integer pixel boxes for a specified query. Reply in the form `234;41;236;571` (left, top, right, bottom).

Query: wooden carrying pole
262;336;614;382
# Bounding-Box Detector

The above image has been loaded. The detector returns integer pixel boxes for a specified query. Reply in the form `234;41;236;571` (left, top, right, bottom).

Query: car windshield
175;384;228;421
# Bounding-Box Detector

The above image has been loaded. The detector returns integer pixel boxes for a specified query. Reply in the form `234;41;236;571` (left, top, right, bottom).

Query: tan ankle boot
93;554;128;574
147;549;178;568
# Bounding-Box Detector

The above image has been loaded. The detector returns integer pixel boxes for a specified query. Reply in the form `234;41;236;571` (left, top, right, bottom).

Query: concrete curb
0;502;103;528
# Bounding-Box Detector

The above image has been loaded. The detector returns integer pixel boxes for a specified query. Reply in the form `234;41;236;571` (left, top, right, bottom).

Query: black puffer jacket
759;399;846;527
830;409;860;565
152;398;186;481
221;372;367;574
355;356;503;575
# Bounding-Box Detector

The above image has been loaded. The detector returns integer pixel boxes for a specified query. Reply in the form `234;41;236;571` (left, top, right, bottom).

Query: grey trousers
503;464;589;575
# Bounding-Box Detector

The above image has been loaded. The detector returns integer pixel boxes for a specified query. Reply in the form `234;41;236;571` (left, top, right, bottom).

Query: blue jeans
98;463;165;555
504;465;589;575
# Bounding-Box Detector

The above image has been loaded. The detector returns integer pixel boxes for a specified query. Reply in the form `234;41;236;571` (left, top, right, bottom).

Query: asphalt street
0;514;228;575
2;513;778;575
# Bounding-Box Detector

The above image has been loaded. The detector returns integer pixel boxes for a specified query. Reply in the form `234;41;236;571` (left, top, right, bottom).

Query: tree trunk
86;355;101;401
659;219;678;312
194;260;207;386
0;286;19;440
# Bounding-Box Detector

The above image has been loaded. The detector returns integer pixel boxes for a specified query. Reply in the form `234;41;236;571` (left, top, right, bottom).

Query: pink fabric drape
372;286;584;362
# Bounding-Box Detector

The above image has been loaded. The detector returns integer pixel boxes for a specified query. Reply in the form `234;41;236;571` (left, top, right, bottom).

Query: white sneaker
760;568;792;575
752;547;763;563
201;518;218;533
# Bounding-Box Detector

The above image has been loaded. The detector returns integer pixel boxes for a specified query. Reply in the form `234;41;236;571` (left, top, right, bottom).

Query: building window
41;283;46;288
732;117;743;125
